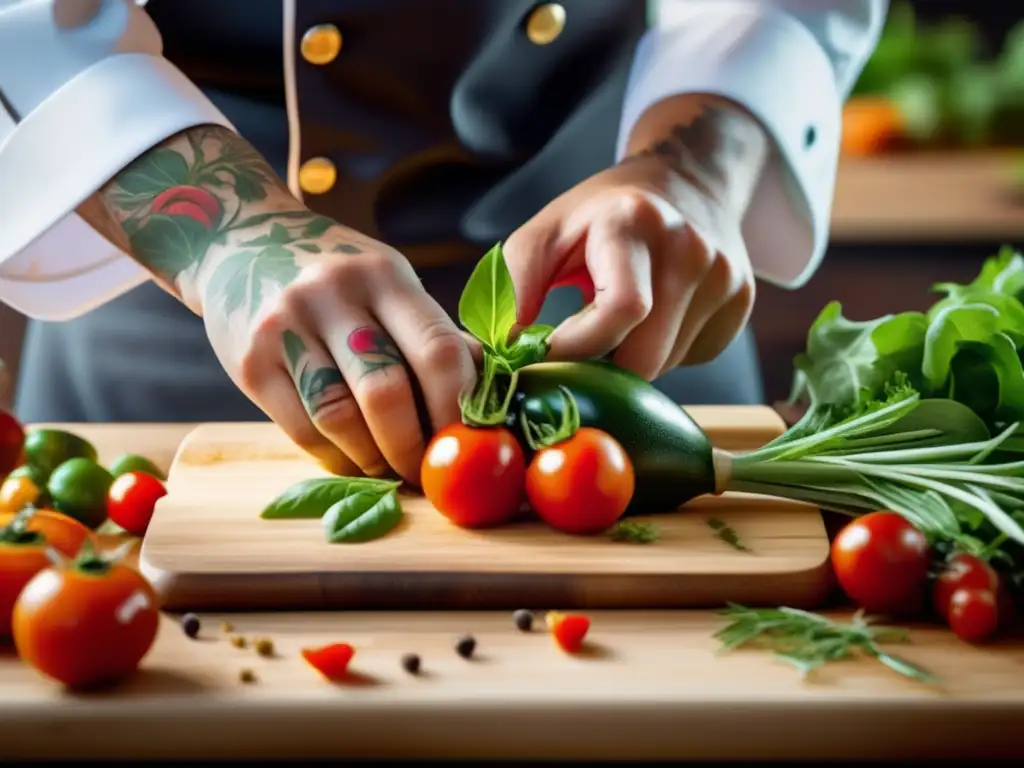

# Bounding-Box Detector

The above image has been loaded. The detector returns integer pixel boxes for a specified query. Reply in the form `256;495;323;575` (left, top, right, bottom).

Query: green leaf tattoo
101;125;363;320
282;329;347;418
346;326;403;377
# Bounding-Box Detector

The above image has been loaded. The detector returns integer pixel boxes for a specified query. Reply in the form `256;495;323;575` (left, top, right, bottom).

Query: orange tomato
13;552;159;689
0;508;92;559
0;534;50;638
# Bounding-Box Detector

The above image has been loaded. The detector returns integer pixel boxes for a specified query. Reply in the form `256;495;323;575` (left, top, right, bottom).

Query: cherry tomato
0;511;52;638
0;508;93;559
302;642;356;681
830;511;930;615
0;409;25;477
947;587;999;644
547;611;591;653
107;471;168;537
421;424;526;529
932;553;1001;621
13;548;160;689
525;427;634;535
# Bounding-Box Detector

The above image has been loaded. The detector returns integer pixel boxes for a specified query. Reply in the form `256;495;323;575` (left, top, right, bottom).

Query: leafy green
260;477;399;519
714;604;939;684
322;488;404;543
458;242;518;353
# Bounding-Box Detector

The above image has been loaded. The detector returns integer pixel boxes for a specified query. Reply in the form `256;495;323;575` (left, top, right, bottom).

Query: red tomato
12;554;160;689
947;587;999;644
932;553;1001;621
302;643;355;681
107;471;167;537
0;515;51;638
830;511;931;615
0;409;25;477
547;611;591;653
421;424;526;529
525;427;634;535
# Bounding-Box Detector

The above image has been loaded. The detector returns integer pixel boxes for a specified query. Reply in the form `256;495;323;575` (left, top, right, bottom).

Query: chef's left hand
504;98;765;380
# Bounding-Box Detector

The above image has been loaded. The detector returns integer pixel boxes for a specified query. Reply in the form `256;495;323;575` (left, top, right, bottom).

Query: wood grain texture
138;407;833;612
831;152;1024;242
3;424;1023;761
3;608;1024;760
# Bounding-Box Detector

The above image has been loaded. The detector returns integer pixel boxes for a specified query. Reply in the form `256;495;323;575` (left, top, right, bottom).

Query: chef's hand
504;94;769;380
201;227;476;483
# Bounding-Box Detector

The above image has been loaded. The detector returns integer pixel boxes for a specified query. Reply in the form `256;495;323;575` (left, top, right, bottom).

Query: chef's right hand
200;221;477;483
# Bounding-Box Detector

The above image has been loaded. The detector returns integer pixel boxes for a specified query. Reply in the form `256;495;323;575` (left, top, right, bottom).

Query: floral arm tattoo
74;124;405;416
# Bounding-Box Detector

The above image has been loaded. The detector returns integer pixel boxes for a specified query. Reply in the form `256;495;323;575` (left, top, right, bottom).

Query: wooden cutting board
139;407;833;612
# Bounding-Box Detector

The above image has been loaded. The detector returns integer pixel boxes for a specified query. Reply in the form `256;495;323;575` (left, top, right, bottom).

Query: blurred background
0;0;1022;412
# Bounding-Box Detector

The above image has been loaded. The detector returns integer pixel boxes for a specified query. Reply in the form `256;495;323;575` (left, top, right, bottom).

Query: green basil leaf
260;477;396;519
499;324;554;371
322;488;404;543
458;242;518;350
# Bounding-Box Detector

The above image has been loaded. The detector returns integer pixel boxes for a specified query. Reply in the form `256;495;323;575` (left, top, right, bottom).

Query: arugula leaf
260;477;398;519
322;488;404;543
458;242;518;351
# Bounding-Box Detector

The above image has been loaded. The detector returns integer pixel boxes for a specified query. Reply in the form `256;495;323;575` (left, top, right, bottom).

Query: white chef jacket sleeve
618;0;887;288
0;0;234;321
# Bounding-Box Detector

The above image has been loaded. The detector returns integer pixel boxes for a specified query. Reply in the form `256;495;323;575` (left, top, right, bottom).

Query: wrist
624;93;769;219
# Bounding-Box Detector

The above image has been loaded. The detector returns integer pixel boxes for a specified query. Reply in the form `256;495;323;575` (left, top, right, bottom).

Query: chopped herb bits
229;635;248;649
221;621;234;633
180;612;201;639
401;652;422;675
513;609;534;632
455;634;476;659
239;668;258;684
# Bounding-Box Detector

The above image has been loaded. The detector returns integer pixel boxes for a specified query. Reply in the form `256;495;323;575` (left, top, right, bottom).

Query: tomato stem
519;386;581;451
0;506;43;546
460;353;520;427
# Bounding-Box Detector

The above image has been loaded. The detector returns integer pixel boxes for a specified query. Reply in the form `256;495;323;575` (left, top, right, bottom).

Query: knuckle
311;388;361;433
675;231;716;280
609;189;661;227
607;285;653;323
417;323;469;372
356;368;412;416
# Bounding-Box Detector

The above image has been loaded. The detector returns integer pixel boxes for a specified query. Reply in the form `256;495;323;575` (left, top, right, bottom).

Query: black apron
15;0;764;424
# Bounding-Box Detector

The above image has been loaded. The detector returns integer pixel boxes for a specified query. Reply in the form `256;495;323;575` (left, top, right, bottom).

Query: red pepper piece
301;643;355;680
546;611;591;653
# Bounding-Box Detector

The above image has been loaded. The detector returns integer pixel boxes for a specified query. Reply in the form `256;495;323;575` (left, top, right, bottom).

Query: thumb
503;216;569;327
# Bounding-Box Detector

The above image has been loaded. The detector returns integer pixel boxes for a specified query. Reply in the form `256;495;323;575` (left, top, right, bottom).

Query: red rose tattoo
150;185;222;229
347;326;402;376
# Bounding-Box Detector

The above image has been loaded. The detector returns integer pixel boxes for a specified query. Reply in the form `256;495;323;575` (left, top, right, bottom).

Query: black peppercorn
181;612;201;639
401;652;422;675
513;609;534;632
455;634;476;659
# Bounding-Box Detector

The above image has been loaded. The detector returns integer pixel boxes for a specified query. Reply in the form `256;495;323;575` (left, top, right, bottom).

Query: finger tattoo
281;329;349;417
346;326;403;377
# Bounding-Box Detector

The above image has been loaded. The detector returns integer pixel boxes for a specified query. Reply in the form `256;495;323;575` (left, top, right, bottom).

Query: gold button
525;3;566;46
301;23;343;65
298;157;337;195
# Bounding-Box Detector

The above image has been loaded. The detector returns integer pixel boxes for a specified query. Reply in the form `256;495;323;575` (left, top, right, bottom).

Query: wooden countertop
831;152;1023;243
3;423;1024;761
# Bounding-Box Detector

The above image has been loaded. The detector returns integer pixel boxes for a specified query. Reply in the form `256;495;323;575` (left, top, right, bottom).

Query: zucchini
512;361;716;515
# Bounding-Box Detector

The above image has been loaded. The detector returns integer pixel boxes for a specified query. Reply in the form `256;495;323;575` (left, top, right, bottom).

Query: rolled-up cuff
0;53;233;320
617;1;841;288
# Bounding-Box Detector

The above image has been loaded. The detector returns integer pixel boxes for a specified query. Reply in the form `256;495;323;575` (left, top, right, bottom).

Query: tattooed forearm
282;329;347;418
74;124;364;318
623;94;769;214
